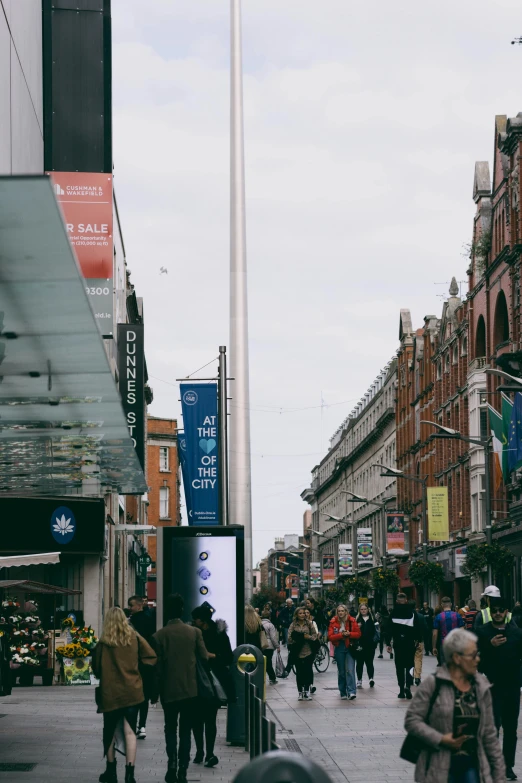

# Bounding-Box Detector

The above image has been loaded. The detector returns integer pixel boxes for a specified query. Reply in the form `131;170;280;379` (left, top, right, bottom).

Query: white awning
0;552;60;569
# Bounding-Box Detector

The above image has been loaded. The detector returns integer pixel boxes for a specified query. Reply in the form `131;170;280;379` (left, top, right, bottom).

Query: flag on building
488;405;503;489
507;392;522;473
502;393;513;478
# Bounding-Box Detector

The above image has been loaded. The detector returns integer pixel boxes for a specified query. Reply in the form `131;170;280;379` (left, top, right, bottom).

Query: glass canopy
0;176;147;496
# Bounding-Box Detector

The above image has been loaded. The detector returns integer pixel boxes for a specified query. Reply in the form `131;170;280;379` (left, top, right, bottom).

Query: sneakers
348;694;356;700
369;679;375;688
303;691;311;700
137;726;146;740
398;690;406;699
298;691;304;701
405;688;413;700
340;694;348;700
356;679;363;688
310;686;316;694
506;769;517;781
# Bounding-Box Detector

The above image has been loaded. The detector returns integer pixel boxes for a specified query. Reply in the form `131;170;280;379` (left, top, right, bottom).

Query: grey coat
403;665;505;783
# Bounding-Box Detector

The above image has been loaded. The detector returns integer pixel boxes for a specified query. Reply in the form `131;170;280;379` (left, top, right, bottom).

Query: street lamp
342;490;393;569
421;419;493;582
372;462;428;565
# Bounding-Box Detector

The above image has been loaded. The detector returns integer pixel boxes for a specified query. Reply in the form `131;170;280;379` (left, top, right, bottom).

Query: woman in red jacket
328;604;361;700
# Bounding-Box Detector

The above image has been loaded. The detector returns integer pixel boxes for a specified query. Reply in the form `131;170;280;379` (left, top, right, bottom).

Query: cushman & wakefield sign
118;324;145;471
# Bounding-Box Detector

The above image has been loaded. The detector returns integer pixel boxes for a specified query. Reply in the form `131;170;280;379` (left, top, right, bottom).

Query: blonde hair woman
92;607;157;783
244;605;264;649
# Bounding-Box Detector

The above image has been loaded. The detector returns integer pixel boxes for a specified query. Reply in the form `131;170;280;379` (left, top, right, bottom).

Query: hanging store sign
322;554;336;584
299;570;309;590
309;562;321;588
427;487;449;541
386;514;407;555
180;383;219;525
455;546;468;579
48;172;114;336
357;528;373;566
118;324;145;472
338;543;353;575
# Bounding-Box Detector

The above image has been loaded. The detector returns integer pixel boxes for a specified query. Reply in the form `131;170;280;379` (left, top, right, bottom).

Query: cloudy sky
111;0;521;562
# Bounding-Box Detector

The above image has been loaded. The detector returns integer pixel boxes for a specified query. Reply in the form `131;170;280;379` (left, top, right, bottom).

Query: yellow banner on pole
427;487;449;541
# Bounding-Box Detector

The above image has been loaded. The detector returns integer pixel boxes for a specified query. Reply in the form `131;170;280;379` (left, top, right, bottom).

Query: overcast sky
111;0;521;563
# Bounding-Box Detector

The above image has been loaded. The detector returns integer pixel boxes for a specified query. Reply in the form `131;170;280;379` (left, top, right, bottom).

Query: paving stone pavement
0;651;521;782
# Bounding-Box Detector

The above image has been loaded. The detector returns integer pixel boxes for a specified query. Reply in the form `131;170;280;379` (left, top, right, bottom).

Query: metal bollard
253;694;263;757
249;681;257;759
270;720;278;751
261;716;270;754
244;672;251;753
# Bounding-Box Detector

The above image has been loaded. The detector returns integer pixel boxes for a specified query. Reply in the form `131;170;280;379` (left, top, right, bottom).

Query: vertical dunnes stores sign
118;324;145;471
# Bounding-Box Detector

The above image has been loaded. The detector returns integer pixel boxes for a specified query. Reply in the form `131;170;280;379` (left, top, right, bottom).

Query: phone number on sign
86;286;111;296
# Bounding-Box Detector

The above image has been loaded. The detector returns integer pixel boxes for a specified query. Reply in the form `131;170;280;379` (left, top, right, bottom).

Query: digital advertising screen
159;526;244;649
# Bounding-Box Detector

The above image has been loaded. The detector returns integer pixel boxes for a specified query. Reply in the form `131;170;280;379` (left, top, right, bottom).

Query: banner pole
219;346;229;526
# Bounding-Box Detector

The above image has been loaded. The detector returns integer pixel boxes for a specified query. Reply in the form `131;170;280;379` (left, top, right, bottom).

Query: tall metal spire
230;0;253;598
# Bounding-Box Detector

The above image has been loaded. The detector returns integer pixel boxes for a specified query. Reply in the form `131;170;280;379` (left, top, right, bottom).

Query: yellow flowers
56;642;87;659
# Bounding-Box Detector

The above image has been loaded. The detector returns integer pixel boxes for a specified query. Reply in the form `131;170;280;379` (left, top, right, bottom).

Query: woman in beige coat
404;628;504;783
92;607;157;783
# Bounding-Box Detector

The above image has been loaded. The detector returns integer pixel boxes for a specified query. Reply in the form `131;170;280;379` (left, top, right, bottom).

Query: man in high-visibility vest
473;585;518;629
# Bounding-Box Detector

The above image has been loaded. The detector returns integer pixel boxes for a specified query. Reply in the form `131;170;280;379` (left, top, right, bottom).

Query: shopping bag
275;650;285;678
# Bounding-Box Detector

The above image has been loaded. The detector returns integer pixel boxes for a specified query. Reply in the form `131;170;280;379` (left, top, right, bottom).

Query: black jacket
477;621;522;689
129;610;155;644
201;619;235;701
277;606;293;629
384;604;424;649
357;615;378;648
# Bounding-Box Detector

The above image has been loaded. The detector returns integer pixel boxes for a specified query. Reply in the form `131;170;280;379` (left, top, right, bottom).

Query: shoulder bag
400;676;441;764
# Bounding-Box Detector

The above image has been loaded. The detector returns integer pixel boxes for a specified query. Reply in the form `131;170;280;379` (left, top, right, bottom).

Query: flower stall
0;579;82;688
56;620;98;685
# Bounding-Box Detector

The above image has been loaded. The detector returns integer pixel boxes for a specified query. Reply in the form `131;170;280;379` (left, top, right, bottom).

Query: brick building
144;416;180;602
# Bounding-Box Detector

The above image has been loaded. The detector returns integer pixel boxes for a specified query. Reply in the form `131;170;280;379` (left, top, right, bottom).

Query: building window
436;361;442;380
160;487;169;519
453;344;459;364
461;337;468;356
160;447;169;472
479;409;488;441
445;353;450;372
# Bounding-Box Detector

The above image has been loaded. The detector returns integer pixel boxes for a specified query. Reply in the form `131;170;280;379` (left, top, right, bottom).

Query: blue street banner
508;392;522;474
177;432;193;522
180;383;219;525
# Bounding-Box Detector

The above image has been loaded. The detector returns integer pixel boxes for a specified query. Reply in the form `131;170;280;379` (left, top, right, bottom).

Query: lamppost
342;490;393;569
421;420;493;582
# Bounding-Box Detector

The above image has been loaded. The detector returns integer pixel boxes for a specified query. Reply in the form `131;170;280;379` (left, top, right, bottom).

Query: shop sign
299;570;308;590
63;656;93;685
454;546;467;578
118;323;145;472
357;528;373;565
48;172;114;336
309;562;321;588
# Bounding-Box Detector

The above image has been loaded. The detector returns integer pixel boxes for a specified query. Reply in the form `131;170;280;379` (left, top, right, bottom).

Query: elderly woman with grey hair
404;628;504;783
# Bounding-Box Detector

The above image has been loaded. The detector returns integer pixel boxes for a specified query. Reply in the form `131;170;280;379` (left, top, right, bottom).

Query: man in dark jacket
477;599;522;781
419;601;434;655
385;592;423;699
153;594;209;783
277;599;294;646
128;595;156;740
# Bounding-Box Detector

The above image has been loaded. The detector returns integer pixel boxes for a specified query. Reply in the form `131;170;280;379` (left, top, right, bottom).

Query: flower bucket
9;661;21;670
38;647;48;657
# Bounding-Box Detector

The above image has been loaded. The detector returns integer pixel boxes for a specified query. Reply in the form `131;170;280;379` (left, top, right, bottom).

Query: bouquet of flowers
8;614;22;626
11;628;29;639
31;628;47;640
61;617;75;630
22;655;40;667
23;615;40;628
2;598;20;609
72;625;98;651
56;642;89;659
10;653;24;668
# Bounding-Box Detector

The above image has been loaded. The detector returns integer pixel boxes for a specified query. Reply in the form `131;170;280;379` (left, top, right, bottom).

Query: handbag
196;658;215;701
275;650;285;678
400;676;441;764
209;670;228;706
259;627;270;650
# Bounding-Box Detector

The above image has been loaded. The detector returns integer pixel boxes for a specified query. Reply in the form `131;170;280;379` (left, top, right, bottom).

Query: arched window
461;336;468;356
445;353;450;372
453;344;459;364
476;316;486;358
493;290;509;347
437;360;442;380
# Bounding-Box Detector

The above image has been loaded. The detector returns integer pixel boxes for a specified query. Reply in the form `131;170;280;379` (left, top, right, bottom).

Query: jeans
393;644;414;691
295;654;314;692
192;701;219;759
263;649;276;681
282;627;289;645
492;685;520;769
448;763;479;783
334;645;356;696
138;699;149;729
163;698;196;771
355;646;375;681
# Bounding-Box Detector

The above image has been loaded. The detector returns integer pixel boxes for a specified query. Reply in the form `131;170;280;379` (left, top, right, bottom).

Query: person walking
328;604;361;700
477;598;522;781
355;603;378;688
277;599;294;647
413;604;426;686
244;604;266;649
419;601;434;656
376;605;392;659
304;608;319;695
404;628;505;783
385;593;423;699
191;605;234;769
463;599;479;630
288;606;317;700
261;606;280;685
92;607;157;783
474;586;518;629
153;594;209;783
128;595;156;741
432;597;465;662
